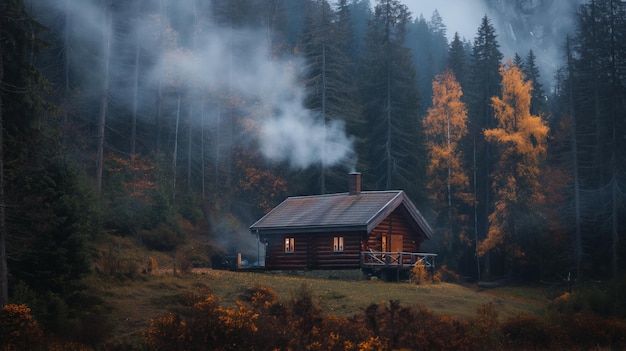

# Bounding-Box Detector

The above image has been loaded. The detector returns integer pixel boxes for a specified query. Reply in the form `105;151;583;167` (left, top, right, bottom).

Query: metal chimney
349;172;361;195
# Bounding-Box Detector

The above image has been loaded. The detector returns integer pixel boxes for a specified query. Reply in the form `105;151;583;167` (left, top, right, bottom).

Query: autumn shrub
95;246;140;278
143;313;189;351
437;264;460;283
500;314;562;350
238;284;280;310
147;256;158;273
410;260;429;284
176;251;193;274
549;281;626;318
287;283;325;350
314;314;376;351
144;293;262;350
140;223;182;252
240;284;291;349
0;304;44;350
467;303;503;349
554;312;626;349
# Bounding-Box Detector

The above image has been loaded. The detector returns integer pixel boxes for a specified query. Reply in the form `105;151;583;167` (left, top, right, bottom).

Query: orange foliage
141;287;626;350
423;70;471;205
0;304;43;350
423;70;473;252
105;152;157;204
480;62;549;256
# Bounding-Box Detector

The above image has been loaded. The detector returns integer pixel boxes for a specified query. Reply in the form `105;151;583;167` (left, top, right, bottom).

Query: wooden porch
360;251;437;281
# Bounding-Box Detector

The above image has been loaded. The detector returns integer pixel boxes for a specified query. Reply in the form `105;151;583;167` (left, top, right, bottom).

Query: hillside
89;267;549;347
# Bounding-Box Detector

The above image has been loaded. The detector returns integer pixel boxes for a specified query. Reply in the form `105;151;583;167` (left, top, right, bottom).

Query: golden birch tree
423;70;472;255
479;63;549;260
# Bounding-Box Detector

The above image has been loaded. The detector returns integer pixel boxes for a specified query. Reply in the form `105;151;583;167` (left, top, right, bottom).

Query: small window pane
333;236;344;252
285;237;294;253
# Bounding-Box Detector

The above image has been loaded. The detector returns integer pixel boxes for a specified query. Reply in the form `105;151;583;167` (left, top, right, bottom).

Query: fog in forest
37;0;355;171
407;0;585;89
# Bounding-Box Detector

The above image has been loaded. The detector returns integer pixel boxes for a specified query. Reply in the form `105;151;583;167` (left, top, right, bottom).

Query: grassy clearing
89;269;550;346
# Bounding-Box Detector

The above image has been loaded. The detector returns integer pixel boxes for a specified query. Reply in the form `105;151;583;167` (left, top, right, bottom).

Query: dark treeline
0;0;625;344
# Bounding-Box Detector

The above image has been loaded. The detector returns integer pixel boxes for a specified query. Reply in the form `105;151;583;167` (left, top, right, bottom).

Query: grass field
89;268;551;346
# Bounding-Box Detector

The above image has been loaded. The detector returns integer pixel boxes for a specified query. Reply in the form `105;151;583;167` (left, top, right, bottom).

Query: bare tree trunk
96;0;113;192
173;94;180;200
385;63;392;190
566;39;583;282
0;5;8;307
201;101;206;199
214;102;221;195
473;138;481;281
130;0;141;155
187;102;192;192
320;4;327;194
155;0;164;153
62;0;71;146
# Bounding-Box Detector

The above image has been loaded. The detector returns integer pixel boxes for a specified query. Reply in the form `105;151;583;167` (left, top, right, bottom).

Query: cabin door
390;234;403;253
381;234;403;264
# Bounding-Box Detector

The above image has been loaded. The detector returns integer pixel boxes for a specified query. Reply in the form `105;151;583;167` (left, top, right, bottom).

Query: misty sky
406;0;488;41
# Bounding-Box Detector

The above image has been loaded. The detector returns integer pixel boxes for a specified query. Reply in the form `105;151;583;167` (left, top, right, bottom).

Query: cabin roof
249;190;433;238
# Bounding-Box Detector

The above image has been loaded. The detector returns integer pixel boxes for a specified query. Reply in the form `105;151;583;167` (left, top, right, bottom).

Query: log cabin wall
263;232;364;270
366;208;423;264
310;232;362;269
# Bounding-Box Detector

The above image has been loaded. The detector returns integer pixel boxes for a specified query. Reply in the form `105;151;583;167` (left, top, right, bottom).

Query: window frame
333;236;344;253
284;237;295;254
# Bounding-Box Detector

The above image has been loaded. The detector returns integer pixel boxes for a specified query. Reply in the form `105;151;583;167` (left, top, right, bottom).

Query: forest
0;0;625;348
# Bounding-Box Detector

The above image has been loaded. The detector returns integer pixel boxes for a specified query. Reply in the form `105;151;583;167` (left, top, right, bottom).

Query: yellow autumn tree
423;70;472;254
479;62;549;259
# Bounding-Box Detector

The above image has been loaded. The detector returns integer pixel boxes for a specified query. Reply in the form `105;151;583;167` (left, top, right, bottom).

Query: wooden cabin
249;173;435;275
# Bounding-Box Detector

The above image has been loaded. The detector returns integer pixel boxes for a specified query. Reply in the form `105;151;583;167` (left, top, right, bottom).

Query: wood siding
365;208;423;265
263;232;364;270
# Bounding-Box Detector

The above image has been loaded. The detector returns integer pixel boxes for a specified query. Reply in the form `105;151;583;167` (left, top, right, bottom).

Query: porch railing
360;251;437;269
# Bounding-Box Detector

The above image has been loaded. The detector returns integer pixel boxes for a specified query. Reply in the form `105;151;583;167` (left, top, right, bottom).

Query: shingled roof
249;190;433;238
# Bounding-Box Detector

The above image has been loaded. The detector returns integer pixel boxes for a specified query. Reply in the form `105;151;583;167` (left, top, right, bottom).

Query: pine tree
447;32;468;89
570;0;626;279
522;50;546;115
360;0;422;196
480;63;549;271
0;0;6;308
301;0;357;194
0;0;52;307
466;15;503;277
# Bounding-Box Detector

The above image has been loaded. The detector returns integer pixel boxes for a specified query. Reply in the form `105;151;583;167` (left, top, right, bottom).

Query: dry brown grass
88;268;549;346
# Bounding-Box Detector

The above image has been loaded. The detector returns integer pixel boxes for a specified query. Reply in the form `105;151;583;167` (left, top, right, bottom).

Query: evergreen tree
0;0;52;307
406;10;448;112
301;0;358;194
346;0;372;69
360;0;422;197
447;32;468;89
466;15;503;277
1;0;96;334
570;0;626;279
523;50;546;115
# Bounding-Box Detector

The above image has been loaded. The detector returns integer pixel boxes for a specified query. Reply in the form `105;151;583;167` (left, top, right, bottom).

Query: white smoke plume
35;0;355;171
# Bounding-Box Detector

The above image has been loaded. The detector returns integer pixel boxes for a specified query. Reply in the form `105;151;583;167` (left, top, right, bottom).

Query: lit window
284;237;295;253
333;236;344;252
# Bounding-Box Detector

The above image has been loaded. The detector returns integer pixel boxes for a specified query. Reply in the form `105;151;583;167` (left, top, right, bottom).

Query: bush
175;251;193;274
500;314;561;349
140;223;182;252
437;264;460;283
411;260;429;284
0;304;43;350
557;312;626;349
